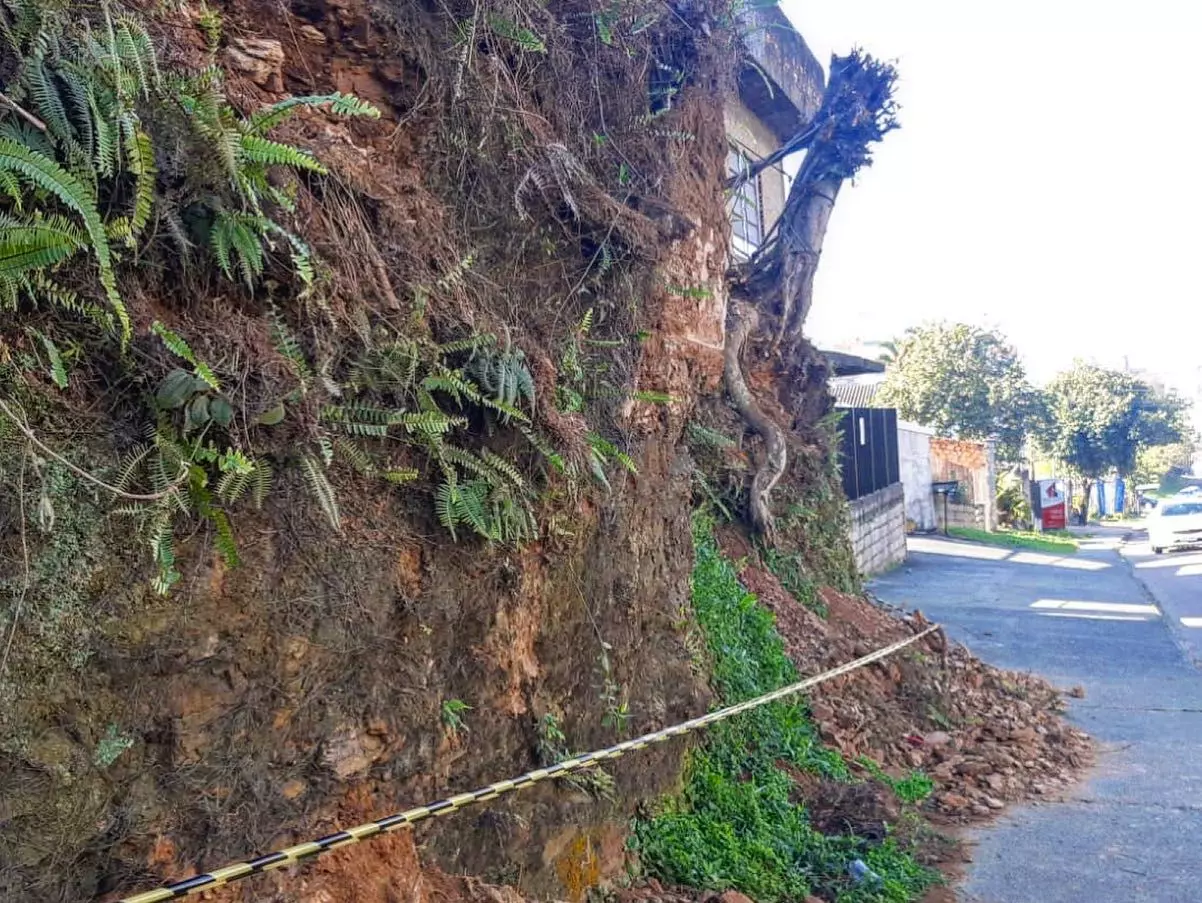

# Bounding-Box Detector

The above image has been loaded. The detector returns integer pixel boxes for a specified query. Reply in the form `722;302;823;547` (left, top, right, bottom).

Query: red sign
1039;480;1067;530
1042;503;1067;530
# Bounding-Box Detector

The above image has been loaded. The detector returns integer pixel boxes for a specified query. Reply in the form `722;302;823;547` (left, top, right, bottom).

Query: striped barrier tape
118;623;940;903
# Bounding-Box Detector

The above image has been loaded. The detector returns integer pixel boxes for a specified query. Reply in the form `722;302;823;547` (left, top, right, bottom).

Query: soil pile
722;529;1094;820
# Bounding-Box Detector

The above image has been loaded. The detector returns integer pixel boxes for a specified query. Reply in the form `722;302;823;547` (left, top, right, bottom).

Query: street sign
1038;479;1067;531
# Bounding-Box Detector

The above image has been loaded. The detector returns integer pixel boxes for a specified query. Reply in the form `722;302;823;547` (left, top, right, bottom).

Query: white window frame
726;143;764;260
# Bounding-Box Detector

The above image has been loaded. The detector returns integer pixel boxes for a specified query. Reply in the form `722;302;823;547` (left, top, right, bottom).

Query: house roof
736;5;824;141
829;376;882;408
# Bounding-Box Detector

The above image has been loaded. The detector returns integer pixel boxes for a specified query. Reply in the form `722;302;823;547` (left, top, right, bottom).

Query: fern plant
317;327;552;544
0;0;379;344
113;424;271;592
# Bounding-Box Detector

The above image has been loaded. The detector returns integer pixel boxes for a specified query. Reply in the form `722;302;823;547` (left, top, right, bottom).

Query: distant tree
876;322;1041;460
1133;441;1196;487
1039;362;1190;519
872;340;898;364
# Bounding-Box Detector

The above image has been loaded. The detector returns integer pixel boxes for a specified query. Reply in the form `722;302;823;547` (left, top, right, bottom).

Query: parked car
1148;497;1202;554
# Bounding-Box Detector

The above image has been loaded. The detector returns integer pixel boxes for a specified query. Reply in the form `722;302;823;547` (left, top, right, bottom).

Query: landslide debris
721;528;1093;821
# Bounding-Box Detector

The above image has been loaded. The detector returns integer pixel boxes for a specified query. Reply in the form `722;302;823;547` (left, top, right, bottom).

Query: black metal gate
836;407;900;501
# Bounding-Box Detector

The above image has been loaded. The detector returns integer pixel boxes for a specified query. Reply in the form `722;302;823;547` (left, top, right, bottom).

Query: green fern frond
325;419;388;438
383;468;419;484
300;452;340;530
435;480;459;539
215;468;250;504
244;92;381;136
0;136;127;344
488;15;547;53
55;61;96;156
322;402;393;424
210;507;239;567
239;134;326;173
250;459;272;509
0;213;86;272
210;210;267;286
457;481;492;537
33;329;68;388
125;126;154;235
518;424;565;472
479;395;531;423
0;169;22;208
152;321;219;390
349;340;422;393
265;222;314;286
438;333;495;355
316;434;334;466
113;443;151;492
89;93;117;176
479;448;527;488
440;445;526;492
685;422;736;448
25;56;75;149
267;304;312;384
631;390;673;404
114;15;159;95
334;437;377;475
421;370;482;406
613;449;638;474
396;409;466;437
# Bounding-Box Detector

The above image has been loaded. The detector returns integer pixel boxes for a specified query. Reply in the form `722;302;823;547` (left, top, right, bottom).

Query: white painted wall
898;421;936;532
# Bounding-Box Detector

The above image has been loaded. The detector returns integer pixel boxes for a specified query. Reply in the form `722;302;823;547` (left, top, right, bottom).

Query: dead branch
724;51;898;538
0;90;47;131
0;397;187;502
731;51;898;347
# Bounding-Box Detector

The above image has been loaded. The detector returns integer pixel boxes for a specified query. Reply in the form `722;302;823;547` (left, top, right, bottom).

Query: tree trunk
724;302;787;541
1080;478;1093;524
721;51;898;540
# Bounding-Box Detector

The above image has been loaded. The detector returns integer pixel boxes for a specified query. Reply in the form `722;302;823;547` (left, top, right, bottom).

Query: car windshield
1162;502;1202;517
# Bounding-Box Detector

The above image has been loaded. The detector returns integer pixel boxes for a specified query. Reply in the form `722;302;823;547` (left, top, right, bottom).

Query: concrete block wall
935;500;986;531
849;482;907;576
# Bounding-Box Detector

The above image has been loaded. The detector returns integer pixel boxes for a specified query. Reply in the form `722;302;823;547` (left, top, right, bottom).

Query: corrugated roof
829;376;883;408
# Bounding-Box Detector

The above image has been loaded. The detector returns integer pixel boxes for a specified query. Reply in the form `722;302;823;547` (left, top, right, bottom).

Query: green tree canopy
1038;362;1190;483
876;322;1040;460
1133;441;1196;488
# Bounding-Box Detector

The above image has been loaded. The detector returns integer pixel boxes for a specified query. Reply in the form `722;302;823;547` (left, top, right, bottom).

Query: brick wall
929;436;997;531
849;483;907;576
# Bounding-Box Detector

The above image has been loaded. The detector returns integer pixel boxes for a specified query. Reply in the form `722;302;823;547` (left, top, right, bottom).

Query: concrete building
725;5;823;260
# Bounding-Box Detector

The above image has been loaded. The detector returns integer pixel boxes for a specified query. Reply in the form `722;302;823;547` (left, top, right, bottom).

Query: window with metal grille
726;144;763;259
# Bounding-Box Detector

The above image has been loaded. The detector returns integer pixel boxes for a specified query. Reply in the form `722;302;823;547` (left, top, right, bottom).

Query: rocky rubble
724;530;1093;822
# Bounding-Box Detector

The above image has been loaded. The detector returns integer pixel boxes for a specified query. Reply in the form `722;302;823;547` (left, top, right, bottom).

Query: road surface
1123;525;1202;667
871;531;1202;903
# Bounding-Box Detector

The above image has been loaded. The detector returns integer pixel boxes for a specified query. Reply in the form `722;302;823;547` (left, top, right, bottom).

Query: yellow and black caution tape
119;624;940;903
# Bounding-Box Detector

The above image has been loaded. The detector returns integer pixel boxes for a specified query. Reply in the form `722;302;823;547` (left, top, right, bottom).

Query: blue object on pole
1097;481;1107;516
1115;478;1125;513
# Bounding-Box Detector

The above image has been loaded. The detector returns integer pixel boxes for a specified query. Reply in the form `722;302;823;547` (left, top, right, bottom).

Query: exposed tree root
724;302;787;540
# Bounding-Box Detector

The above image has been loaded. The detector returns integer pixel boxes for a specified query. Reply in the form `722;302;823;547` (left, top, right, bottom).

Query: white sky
782;0;1202;401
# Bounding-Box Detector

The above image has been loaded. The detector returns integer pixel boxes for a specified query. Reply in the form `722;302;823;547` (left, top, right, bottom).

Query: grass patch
632;516;938;902
947;526;1077;555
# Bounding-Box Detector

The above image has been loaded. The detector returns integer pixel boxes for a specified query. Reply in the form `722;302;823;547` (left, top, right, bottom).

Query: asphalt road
870;531;1202;903
1123;527;1202;667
